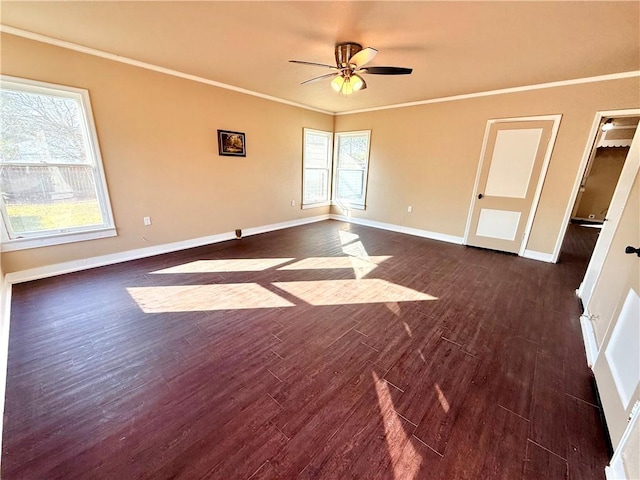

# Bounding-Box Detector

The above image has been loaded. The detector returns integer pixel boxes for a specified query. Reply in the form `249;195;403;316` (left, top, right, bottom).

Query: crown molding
0;25;334;116
336;71;640;116
2;25;639;117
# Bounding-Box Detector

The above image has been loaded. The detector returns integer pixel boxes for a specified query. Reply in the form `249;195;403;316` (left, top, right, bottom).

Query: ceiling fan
290;42;413;95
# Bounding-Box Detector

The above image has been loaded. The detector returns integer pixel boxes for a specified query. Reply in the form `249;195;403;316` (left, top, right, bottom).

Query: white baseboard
242;214;330;237
523;249;556;263
605;398;640;480
330;214;464;245
605;465;624;480
580;313;599;368
5;214;330;285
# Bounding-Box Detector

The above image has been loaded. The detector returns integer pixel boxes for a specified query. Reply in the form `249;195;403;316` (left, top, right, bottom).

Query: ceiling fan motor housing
335;42;363;68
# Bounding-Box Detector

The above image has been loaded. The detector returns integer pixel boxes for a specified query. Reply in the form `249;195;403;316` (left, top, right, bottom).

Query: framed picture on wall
217;130;246;157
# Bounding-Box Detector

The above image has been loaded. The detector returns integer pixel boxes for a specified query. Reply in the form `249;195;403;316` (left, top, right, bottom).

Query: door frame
463;114;562;256
561;110;640;306
605;399;640;480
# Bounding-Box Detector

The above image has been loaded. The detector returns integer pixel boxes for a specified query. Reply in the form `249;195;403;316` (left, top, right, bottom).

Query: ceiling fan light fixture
342;77;354;95
351;74;364;92
331;75;345;92
331;74;359;95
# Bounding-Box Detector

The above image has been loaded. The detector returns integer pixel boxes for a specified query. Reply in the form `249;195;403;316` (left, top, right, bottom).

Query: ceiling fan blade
300;72;340;85
349;47;378;68
289;60;339;70
361;66;413;75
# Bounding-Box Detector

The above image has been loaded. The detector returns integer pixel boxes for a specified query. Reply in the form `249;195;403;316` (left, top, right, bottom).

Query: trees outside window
0;76;115;251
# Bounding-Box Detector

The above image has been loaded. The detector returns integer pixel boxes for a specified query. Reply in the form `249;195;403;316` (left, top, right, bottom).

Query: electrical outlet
143;216;151;226
407;206;413;213
291;200;296;207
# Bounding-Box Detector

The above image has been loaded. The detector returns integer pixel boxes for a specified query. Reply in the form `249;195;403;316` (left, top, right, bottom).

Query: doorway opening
558;114;639;267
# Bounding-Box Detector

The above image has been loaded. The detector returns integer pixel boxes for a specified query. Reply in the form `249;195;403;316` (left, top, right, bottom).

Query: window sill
301;201;331;210
332;201;366;211
1;227;117;252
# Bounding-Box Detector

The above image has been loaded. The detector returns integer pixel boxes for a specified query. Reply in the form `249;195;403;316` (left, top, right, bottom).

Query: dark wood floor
3;220;610;479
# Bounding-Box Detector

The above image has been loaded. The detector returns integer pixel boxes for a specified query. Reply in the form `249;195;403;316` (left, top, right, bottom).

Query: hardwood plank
347;304;442;372
1;220;610;479
296;374;415;480
566;396;610;480
523;440;569;480
409;339;479;455
530;349;569;459
393;434;444;479
264;367;375;478
437;393;530;480
483;334;538;420
269;331;378;438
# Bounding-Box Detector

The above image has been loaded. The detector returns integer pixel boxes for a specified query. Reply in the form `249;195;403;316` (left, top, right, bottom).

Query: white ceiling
1;1;639;114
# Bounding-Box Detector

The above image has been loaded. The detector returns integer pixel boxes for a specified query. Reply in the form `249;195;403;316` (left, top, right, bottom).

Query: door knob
478;193;484;199
625;246;640;257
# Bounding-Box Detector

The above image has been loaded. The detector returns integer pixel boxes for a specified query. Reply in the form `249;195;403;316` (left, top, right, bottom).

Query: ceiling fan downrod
335;42;363;68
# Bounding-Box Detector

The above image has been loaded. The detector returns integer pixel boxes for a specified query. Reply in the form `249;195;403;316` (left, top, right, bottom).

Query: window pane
336;169;364;202
304;132;330;168
303;169;328;204
334;131;370;208
302;128;332;206
0;89;90;165
1;165;104;234
338;135;369;169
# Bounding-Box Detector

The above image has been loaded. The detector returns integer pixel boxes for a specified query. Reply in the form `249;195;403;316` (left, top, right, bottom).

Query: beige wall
334;79;640;254
1;33;639;274
0;33;333;273
575;147;627;221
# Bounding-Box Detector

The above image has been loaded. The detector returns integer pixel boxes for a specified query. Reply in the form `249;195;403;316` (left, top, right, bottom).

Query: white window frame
0;75;116;252
302;128;333;209
332;130;371;210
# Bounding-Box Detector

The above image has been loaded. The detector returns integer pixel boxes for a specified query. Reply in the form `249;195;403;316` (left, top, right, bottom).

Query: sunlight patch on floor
150;258;294;274
434;384;450;413
373;371;422;479
386;302;402;316
273;279;437;306
350;254;382;279
418;350;426;363
403;322;413;337
337;229;387;278
127;284;295;312
338;229;360;245
341;240;370;259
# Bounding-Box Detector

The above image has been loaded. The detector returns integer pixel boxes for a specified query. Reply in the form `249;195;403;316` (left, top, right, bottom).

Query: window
302;128;333;208
333;130;371;209
0;76;115;251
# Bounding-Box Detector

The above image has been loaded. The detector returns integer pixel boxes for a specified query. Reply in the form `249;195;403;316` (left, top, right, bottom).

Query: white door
465;116;560;254
594;286;640;448
589;146;640;450
579;122;640;306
